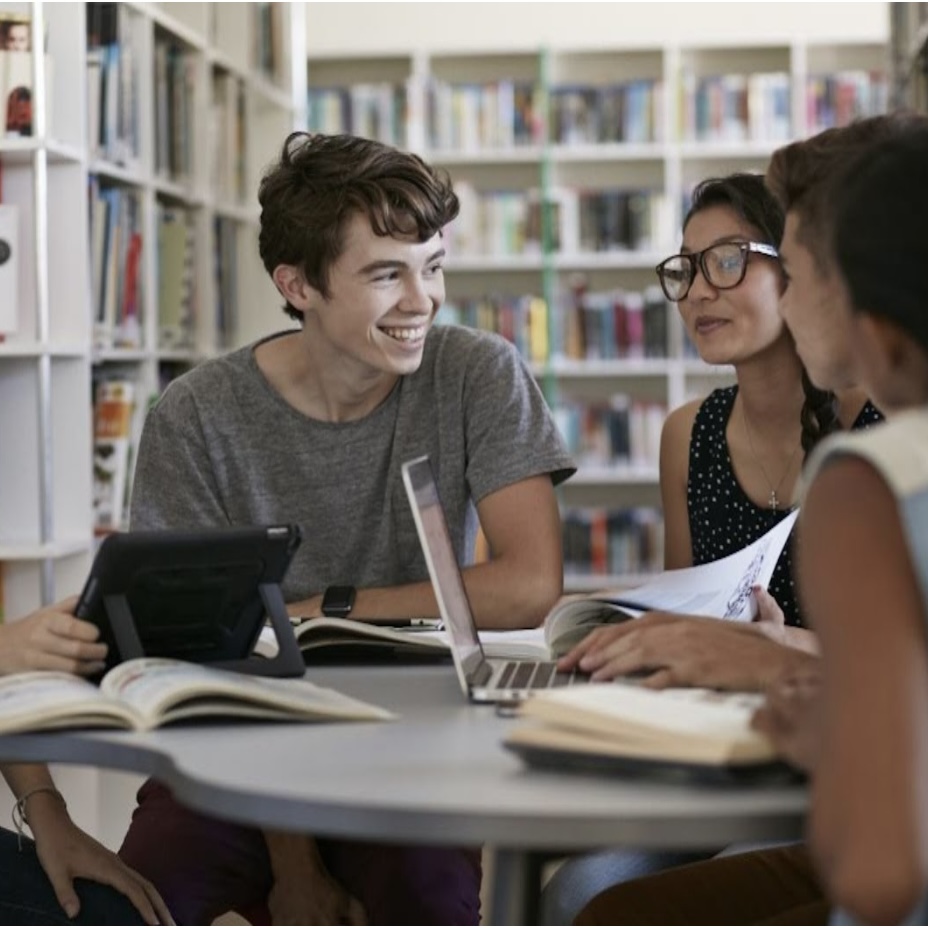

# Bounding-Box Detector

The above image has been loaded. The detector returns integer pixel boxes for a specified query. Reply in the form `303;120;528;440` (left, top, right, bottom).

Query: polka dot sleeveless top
687;386;884;627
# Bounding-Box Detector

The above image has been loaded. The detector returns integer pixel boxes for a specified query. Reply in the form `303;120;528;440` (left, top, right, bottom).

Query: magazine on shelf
0;657;394;733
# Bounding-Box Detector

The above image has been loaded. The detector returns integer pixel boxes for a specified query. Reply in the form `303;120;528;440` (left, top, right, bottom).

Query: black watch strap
321;585;356;618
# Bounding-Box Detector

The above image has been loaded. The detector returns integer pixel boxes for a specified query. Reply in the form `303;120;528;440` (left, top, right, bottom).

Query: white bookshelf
306;36;888;590
890;2;928;110
0;0;305;850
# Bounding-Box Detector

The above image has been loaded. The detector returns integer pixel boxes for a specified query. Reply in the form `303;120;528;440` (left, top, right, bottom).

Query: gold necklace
740;402;802;512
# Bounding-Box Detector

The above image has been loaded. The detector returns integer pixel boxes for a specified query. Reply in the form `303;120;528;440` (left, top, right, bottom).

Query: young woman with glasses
654;174;878;625
558;174;878;692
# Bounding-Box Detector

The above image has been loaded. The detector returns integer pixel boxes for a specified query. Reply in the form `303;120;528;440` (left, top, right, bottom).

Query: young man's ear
272;264;318;311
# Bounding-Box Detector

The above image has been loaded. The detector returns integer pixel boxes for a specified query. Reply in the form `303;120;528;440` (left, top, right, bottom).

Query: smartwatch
321;585;356;618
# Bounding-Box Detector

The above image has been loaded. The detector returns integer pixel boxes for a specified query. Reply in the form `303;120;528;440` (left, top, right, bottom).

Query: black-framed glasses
655;241;780;302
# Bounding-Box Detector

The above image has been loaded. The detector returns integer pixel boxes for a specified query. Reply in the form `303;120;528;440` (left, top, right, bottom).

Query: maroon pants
118;779;482;925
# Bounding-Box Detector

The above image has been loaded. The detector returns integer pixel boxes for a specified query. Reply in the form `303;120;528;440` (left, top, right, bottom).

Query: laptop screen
402;456;484;682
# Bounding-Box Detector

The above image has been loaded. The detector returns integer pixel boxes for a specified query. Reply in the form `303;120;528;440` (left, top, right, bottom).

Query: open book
0;657;394;734
545;510;799;657
254;619;550;663
504;682;799;783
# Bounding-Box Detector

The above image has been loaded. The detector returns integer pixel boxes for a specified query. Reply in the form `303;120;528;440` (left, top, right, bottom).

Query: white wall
305;2;889;55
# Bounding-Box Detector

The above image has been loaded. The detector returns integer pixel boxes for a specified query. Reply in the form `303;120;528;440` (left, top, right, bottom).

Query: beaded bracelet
12;786;66;850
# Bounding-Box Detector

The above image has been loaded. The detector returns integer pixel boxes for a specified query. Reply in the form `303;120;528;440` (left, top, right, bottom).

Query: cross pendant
769;490;778;511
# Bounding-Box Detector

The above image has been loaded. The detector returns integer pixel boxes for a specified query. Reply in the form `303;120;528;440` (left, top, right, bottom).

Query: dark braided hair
799;369;840;456
685;175;836;457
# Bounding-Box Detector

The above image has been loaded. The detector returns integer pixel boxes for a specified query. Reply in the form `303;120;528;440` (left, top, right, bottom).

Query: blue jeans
0;826;145;925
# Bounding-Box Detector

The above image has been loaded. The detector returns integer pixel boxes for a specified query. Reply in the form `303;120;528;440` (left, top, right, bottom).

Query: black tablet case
75;525;305;677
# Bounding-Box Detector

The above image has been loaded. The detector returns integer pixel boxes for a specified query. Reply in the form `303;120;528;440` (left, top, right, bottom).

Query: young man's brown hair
766;111;927;269
258;132;459;322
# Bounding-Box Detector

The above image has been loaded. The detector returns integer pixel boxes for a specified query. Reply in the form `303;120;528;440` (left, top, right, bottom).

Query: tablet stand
102;582;306;678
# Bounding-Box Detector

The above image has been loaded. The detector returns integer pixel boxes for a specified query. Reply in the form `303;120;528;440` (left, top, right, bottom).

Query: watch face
322;585;356;617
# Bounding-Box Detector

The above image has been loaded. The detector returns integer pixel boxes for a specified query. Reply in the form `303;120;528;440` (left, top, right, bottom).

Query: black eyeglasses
655;241;780;302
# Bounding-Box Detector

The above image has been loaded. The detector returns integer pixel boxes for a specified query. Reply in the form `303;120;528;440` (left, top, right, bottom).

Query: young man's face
307;212;446;376
777;211;857;391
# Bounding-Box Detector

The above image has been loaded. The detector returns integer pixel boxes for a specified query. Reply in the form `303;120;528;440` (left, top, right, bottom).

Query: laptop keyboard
497;660;588;690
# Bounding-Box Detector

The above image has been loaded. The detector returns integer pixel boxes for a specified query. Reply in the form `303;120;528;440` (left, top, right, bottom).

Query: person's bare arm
799;457;928;924
659;402;699;570
264;831;365;925
2;764;173;924
291;474;564;630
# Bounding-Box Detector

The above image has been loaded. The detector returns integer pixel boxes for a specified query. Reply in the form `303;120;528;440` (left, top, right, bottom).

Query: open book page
545;510;799;656
479;627;549;660
255;621;551;662
254;618;449;661
508;683;774;766
101;658;395;729
0;672;139;733
409;626;550;660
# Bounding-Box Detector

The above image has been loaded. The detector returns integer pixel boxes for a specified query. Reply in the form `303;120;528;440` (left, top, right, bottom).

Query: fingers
752;586;785;626
585;638;659;682
93;864;172;926
557;624;636;670
50;595;80;613
47;871;81;920
51;613;103;643
40;615;108;672
347;896;368;925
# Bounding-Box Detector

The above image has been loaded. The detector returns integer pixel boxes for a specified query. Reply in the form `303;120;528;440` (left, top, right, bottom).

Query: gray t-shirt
130;324;575;601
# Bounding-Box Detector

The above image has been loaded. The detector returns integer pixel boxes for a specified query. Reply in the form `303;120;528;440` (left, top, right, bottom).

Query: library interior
0;1;927;925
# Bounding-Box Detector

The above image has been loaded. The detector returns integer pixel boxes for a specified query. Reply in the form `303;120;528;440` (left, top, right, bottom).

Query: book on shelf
681;70;792;144
549;80;664;145
0;48;53;138
426;78;542;150
86;3;139;166
92;379;135;531
252;2;284;83
209;70;247;203
0;204;18;334
503;682;799;783
89;180;144;349
554;396;666;470
254;618;549;664
562;507;664;579
157;204;196;350
542;509;799;657
0;656;394;734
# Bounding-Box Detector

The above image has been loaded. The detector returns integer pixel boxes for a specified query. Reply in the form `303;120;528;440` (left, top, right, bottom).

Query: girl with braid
556;172;879;693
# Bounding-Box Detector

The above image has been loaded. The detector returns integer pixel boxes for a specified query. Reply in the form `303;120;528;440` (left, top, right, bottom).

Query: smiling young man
116;133;574;925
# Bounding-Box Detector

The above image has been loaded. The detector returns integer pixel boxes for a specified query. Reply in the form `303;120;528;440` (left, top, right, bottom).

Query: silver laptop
402;455;587;703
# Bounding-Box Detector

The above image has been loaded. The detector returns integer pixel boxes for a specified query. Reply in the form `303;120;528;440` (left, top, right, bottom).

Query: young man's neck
254;330;399;423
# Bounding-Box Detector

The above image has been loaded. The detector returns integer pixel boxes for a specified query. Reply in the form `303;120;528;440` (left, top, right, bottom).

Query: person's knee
118;781;271;924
